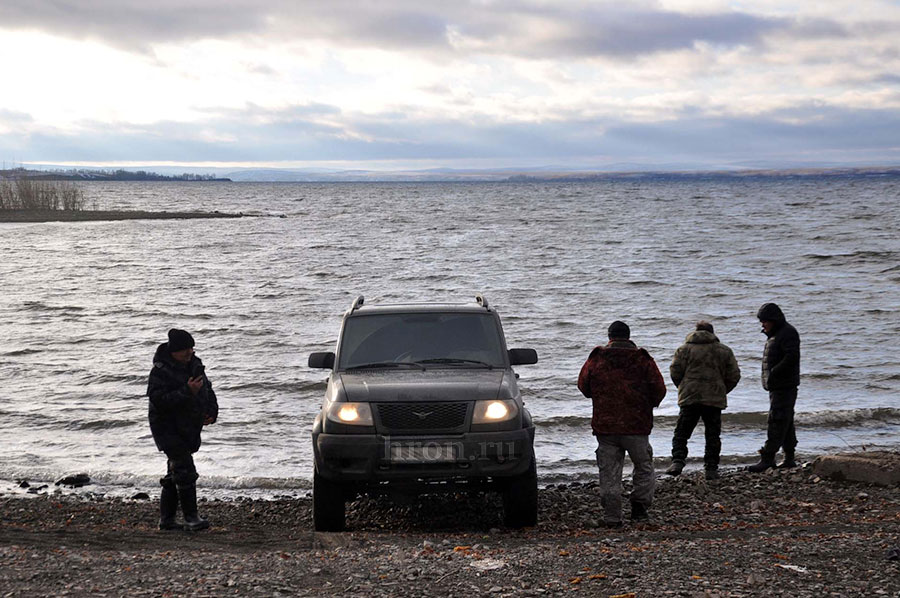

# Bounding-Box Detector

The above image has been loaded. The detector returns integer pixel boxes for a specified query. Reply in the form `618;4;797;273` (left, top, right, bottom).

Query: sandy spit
0;209;242;223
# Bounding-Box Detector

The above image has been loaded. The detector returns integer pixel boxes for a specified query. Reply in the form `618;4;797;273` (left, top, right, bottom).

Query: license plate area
389;442;459;463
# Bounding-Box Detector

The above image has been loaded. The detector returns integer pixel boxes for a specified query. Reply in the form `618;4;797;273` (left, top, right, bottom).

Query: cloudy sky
2;0;900;171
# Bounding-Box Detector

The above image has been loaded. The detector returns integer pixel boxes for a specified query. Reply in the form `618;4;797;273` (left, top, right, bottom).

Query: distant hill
7;164;900;183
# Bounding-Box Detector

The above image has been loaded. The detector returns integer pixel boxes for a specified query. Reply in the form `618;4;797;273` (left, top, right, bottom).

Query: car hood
339;369;508;402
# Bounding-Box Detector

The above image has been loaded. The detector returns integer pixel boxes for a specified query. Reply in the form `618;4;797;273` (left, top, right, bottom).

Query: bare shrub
0;177;85;211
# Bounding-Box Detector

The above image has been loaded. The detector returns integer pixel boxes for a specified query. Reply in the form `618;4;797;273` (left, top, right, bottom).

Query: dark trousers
762;388;798;457
671;404;723;467
160;453;199;489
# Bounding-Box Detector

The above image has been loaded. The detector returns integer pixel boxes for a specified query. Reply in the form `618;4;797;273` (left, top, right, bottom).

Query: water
1;177;898;496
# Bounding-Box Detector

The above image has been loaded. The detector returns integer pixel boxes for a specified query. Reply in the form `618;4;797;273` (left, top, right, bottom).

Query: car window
338;313;506;369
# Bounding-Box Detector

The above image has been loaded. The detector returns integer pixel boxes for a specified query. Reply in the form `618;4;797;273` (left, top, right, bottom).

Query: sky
2;0;900;172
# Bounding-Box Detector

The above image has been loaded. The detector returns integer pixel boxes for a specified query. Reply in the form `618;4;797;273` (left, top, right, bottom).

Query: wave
535;407;900;430
804;250;898;265
2;348;43;356
21;301;86;313
216;379;326;393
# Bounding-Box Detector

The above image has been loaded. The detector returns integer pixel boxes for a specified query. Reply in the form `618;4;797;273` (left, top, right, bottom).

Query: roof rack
350;295;365;312
475;294;489;310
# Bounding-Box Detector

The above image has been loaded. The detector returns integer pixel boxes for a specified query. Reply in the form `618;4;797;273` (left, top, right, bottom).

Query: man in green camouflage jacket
665;321;741;480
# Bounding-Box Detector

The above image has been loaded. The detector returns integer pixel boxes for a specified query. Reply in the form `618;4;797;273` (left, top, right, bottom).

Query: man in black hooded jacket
748;303;800;472
147;328;218;530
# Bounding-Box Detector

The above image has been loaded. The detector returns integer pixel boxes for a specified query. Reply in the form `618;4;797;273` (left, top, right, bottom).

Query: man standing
147;329;218;531
578;321;667;527
665;321;741;480
748;303;801;472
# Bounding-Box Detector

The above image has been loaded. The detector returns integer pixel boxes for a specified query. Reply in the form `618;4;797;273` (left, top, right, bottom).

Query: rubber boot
665;460;685;476
178;484;210;531
778;451;798;469
630;501;649;522
158;484;180;531
704;466;720;481
747;454;776;473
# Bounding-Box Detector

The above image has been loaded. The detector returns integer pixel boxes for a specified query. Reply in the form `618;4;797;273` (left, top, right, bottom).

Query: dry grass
0;178;86;211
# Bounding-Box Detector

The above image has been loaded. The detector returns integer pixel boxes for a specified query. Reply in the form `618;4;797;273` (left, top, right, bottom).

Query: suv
308;295;538;531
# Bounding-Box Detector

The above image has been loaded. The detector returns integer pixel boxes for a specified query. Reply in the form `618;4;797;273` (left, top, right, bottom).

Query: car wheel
502;456;538;528
313;470;346;532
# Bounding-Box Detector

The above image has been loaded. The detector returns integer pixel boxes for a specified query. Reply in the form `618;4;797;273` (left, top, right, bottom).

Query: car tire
313;470;345;532
502;456;538;528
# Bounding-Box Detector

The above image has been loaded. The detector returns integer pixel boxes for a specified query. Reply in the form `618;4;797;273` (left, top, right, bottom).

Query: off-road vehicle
308;295;538;531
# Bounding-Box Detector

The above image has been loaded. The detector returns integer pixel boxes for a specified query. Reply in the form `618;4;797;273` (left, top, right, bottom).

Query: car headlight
325;401;374;426
472;399;519;424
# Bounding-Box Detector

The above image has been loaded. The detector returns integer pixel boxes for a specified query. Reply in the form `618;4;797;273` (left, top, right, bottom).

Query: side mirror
308;352;335;369
508;348;538;366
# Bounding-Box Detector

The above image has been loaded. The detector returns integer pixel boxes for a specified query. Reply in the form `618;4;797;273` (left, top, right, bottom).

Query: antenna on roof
475;294;489;309
351;295;365;312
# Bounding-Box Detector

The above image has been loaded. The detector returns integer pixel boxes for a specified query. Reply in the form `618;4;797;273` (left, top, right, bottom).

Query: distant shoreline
0;209;243;223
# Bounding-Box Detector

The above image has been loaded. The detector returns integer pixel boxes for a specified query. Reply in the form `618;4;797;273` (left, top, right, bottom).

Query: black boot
704;466;720;481
747;455;776;473
665;460;685;476
778;451;798;469
158;484;180;531
630;501;649;522
178;484;209;531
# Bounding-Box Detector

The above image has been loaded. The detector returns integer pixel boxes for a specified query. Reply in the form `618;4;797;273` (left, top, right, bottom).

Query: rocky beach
2;461;898;597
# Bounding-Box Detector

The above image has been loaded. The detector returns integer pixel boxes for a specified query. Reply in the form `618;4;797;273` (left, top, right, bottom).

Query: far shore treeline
0;167;231;183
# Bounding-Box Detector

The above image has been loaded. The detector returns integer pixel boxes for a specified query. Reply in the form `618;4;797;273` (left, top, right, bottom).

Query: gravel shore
2;464;898;597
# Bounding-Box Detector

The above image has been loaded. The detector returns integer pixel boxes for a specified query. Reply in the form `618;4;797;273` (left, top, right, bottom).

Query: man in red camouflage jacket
578;320;667;527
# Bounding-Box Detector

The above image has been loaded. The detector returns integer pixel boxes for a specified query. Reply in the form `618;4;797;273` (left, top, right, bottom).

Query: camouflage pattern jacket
670;330;741;409
578;340;667;436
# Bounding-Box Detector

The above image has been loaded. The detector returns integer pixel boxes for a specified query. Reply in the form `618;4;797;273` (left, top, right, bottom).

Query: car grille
376;402;469;432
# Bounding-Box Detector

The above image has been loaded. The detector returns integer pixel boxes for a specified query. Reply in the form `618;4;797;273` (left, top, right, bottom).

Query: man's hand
203;415;216;425
187;376;204;395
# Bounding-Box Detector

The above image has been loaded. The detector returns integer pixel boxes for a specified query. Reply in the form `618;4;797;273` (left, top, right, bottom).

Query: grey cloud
0;1;860;59
529;10;779;58
4;102;900;167
0;0;271;53
0;108;34;124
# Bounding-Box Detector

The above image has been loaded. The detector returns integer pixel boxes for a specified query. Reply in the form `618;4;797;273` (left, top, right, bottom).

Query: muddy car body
309;296;538;531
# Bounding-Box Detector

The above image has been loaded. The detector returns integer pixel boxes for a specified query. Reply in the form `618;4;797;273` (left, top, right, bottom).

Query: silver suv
308;295;538;531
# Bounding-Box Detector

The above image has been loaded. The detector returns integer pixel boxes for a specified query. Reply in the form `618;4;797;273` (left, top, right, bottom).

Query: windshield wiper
346;361;426;370
415;358;494;369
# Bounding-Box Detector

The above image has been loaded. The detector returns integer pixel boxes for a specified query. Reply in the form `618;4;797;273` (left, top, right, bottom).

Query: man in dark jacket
147;329;219;531
578;321;667;527
748;303;800;472
665;321;741;480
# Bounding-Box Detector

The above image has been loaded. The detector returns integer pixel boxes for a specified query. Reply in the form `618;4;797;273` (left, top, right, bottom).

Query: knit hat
607;320;630;340
167;328;195;352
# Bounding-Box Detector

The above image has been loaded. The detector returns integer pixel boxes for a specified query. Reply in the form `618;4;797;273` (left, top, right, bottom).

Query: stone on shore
55;473;92;487
811;451;900;485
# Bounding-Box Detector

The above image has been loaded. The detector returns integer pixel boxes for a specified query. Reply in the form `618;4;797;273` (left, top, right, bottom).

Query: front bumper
314;427;535;483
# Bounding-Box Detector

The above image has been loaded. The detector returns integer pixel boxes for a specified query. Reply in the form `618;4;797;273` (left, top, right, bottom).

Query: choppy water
1;178;898;496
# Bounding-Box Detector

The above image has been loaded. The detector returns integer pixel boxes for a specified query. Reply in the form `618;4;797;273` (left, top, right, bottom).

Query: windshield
338;312;506;370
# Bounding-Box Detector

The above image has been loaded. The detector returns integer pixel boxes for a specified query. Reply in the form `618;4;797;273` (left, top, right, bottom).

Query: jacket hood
757;302;786;323
153;342;174;366
153;342;203;370
685;330;718;344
